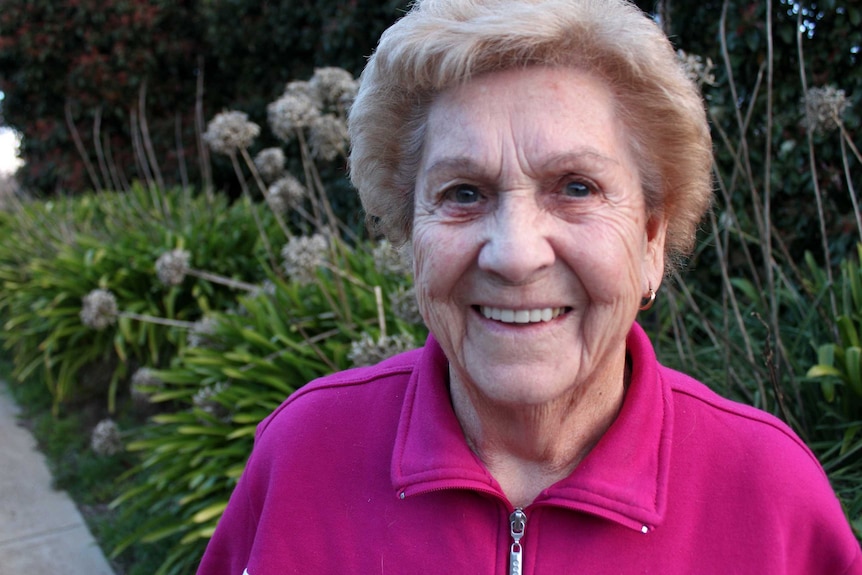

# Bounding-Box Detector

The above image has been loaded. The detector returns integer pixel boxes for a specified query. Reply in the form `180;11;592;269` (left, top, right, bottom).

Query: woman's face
412;66;667;408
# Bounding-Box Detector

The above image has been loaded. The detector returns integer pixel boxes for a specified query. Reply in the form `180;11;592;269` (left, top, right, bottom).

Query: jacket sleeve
843;548;862;575
196;439;265;575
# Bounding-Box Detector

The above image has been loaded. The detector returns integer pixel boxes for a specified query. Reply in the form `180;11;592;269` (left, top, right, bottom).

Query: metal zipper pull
509;508;527;575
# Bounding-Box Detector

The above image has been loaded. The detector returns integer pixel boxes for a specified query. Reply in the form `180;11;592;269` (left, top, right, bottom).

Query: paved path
0;380;115;574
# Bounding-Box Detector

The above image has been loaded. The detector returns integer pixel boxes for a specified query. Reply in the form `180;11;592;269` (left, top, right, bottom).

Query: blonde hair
348;0;713;272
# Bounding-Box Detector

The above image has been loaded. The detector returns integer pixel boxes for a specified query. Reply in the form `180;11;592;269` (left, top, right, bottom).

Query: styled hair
348;0;713;272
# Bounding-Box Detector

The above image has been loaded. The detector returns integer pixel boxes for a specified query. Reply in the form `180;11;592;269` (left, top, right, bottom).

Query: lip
475;305;569;325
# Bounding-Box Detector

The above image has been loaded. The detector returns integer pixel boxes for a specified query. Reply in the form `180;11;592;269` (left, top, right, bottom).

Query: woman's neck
450;359;628;508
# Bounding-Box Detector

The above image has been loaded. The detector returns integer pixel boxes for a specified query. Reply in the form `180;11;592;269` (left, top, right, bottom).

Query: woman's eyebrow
539;149;621;170
421;157;486;179
422;149;620;180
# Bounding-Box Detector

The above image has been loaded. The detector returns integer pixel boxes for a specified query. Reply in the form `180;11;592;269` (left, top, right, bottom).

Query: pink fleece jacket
198;323;862;574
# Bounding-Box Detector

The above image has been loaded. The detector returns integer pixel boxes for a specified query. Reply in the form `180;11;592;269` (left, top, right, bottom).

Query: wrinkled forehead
418;66;638;180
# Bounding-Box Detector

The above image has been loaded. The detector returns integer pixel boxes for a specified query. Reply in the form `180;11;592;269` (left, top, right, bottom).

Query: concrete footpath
0;379;115;574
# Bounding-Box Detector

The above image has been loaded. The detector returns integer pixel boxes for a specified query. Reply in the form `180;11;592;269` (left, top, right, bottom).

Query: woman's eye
445;185;481;204
563;181;593;198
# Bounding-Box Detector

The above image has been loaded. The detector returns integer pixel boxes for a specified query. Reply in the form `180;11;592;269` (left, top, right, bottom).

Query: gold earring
639;287;656;311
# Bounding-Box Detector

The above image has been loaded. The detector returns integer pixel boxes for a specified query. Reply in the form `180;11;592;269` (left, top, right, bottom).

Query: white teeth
480;306;564;324
514;310;530;323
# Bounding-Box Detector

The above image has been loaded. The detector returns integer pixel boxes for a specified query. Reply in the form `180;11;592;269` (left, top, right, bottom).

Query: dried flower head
80;288;118;330
155;249;191;286
285;80;323;107
348;332;417;367
193;381;230;418
254;147;287;184
263;279;277;294
802;85;849;134
91;419;123;456
309;67;359;111
203;110;260;155
187;315;219;348
390;285;423;325
281;234;329;285
372;240;413;276
308;114;349;162
130;367;163;404
252;279;277;298
267;174;307;213
676;50;716;88
268;91;321;143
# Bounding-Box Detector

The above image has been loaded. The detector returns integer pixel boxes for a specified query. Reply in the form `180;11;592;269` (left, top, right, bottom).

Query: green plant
0;185;279;414
104;65;430;572
111;243;423;575
808;245;862;407
805;245;862;536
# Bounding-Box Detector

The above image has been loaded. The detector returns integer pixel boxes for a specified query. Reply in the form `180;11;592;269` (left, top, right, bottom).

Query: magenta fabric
197;323;862;574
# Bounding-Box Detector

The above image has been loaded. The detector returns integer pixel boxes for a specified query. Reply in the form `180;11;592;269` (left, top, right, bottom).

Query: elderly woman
198;0;861;573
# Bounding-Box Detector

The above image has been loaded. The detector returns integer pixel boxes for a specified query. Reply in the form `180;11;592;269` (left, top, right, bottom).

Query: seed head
308;114;349;162
91;419;123;456
267;174;307;213
187;315;219;348
372;240;413;276
80;288;118;330
268;91;321;143
246;280;278;301
193;381;230;418
802;85;849;134
348;333;417;367
130;367;163;404
309;67;359;111
285;80;323;108
254;147;287;184
155;249;191;286
281;234;329;285
676;50;716;88
390;285;423;325
203;110;260;155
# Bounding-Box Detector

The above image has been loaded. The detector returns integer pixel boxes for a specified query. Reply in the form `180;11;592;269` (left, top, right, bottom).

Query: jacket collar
391;323;672;531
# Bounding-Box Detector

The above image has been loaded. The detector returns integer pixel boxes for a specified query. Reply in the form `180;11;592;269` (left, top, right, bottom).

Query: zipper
508;508;527;575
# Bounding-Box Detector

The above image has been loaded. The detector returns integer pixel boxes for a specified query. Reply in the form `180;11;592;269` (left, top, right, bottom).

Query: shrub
0;185;279;414
805;245;862;537
0;0;410;196
110;239;423;574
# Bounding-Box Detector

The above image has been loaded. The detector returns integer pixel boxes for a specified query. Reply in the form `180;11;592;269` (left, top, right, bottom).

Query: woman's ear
644;214;668;291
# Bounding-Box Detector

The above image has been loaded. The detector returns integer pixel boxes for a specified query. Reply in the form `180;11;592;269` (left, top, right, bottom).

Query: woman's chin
454;358;587;409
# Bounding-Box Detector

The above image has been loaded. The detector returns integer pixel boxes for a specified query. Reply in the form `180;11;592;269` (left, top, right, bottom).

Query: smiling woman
196;1;862;574
411;68;658;493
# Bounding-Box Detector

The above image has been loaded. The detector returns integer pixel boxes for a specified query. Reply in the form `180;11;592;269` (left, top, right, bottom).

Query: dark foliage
636;0;861;272
0;0;409;196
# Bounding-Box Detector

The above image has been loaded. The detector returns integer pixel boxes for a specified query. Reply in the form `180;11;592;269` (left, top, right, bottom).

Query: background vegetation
0;1;859;573
0;0;407;195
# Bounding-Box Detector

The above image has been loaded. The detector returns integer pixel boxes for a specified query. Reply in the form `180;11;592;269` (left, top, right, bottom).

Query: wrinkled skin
411;67;668;503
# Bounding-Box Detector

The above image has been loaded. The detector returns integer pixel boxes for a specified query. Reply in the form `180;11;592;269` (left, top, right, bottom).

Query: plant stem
64;100;103;192
839;136;862;240
375;286;386;340
229;152;278;271
239;147;292;239
796;8;838;323
187;269;259;292
119;312;196;329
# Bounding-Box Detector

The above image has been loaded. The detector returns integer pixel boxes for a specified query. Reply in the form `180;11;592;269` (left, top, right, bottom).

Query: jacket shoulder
662;364;818;464
256;346;421;438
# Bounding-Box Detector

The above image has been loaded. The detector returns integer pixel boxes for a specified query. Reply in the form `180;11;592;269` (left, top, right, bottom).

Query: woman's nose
477;196;555;283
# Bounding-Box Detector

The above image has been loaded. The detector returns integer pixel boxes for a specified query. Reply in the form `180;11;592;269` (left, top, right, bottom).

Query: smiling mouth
477;306;568;324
